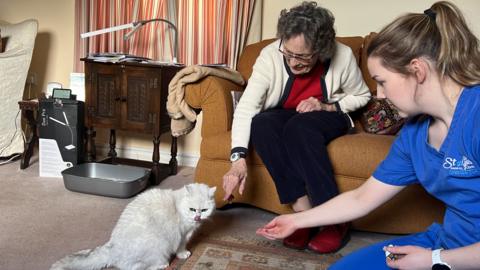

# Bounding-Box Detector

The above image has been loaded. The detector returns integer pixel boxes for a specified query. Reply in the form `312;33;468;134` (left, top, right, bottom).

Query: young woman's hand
222;158;247;201
384;245;432;270
296;97;335;113
256;214;298;240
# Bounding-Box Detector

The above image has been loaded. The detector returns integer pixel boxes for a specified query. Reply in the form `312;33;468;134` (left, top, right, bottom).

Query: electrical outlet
27;72;36;85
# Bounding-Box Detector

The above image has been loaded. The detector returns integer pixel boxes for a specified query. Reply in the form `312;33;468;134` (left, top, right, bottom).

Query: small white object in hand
385;244;396;260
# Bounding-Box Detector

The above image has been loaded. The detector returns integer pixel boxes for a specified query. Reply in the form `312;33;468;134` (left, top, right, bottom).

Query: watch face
230;153;240;162
432;263;451;270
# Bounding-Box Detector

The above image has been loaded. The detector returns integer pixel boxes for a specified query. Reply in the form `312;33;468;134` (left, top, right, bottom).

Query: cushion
360;97;404;135
328;132;396;179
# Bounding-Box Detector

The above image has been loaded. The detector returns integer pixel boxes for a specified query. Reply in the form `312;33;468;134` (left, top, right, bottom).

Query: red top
283;63;325;109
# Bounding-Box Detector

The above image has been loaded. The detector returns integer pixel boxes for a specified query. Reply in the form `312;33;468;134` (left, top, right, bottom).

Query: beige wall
262;0;480;39
0;0;75;97
1;0;479;165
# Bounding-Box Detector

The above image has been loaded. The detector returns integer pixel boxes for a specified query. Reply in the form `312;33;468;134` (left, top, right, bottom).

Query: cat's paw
176;250;191;259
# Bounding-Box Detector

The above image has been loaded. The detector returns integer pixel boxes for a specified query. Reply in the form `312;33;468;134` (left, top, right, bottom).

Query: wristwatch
230;152;246;162
432;249;451;270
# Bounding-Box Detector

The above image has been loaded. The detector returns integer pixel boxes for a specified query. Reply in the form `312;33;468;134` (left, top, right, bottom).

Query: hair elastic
424;8;437;20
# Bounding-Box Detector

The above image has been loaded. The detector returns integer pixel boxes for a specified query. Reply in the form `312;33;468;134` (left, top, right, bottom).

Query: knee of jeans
282;119;321;143
283;113;313;132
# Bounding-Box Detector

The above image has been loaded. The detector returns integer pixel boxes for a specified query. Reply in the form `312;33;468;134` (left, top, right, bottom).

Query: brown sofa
183;33;445;234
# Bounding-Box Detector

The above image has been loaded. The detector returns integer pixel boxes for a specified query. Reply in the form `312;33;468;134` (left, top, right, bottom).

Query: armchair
183;34;445;234
0;19;38;158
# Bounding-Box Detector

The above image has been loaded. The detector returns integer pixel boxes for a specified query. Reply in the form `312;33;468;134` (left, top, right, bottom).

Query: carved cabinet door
85;62;121;128
120;66;161;133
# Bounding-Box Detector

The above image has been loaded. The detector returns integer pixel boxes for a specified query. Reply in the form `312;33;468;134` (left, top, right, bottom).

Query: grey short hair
277;1;336;61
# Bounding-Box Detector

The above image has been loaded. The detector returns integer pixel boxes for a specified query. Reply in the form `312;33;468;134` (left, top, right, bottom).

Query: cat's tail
49;244;111;270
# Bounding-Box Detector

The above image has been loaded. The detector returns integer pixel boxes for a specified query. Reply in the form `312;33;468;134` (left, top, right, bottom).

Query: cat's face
178;183;216;223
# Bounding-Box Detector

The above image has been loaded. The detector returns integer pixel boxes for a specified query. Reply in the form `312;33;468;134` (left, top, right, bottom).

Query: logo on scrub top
443;156;475;171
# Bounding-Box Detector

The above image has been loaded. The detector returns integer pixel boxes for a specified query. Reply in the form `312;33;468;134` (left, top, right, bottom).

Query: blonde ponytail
368;1;480;86
432;1;480;85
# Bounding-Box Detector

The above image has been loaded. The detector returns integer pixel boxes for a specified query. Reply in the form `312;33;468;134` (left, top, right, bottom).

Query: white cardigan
232;39;371;151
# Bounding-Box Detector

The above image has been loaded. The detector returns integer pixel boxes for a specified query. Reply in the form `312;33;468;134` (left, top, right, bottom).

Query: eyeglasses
278;39;317;64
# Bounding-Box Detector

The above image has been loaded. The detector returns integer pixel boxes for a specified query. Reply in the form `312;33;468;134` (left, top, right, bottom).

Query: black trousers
250;109;350;206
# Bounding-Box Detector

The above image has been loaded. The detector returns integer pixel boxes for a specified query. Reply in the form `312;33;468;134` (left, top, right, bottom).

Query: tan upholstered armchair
0;19;38;158
183;34;445;234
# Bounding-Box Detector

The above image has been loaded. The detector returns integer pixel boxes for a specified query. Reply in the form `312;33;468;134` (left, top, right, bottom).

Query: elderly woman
223;1;371;253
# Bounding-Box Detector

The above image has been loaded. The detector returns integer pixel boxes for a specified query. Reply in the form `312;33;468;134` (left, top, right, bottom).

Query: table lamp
81;18;178;63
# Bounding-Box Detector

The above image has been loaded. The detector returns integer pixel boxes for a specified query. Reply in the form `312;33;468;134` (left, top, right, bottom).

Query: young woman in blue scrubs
257;1;480;269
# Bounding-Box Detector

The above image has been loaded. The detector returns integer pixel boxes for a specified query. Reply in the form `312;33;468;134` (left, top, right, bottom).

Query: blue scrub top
373;84;480;249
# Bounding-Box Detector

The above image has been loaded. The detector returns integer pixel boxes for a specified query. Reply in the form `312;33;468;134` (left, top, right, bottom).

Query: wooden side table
18;99;39;169
82;59;183;185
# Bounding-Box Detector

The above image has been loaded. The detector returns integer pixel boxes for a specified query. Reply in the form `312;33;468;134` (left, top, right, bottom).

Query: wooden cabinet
82;59;183;184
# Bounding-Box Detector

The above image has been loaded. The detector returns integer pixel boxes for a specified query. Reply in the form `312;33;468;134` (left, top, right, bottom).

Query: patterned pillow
360;97;404;135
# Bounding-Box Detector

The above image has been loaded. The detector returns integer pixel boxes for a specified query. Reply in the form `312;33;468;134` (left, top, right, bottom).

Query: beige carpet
0;156;393;270
0;157;191;270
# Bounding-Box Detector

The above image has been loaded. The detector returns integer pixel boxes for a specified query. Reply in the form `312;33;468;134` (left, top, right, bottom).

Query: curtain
74;0;176;72
74;0;259;72
177;0;257;68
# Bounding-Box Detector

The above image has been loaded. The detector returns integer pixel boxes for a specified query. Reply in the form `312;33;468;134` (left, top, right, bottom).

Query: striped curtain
74;0;259;72
177;0;257;68
74;0;176;72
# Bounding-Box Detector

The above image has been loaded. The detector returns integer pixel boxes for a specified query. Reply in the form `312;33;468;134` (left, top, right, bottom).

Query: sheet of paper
39;139;72;178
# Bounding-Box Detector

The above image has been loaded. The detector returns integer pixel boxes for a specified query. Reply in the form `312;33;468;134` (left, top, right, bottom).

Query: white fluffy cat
50;183;216;270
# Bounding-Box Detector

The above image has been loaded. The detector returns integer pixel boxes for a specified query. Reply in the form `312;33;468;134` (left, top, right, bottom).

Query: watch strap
231;147;248;156
230;147;247;162
230;152;246;161
232;152;246;158
432;249;452;270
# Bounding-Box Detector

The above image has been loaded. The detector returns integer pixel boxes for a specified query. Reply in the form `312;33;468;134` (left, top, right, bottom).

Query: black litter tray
62;163;150;198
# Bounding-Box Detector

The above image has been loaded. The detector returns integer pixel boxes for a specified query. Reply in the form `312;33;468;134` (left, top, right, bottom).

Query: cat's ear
208;186;216;197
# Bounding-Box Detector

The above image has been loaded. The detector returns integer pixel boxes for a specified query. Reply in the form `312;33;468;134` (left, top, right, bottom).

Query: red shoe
283;227;313;250
307;223;350;254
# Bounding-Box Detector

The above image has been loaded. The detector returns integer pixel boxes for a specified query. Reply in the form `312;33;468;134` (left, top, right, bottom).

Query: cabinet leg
108;129;117;163
151;135;161;185
86;127;96;162
169;135;178;175
20;109;37;169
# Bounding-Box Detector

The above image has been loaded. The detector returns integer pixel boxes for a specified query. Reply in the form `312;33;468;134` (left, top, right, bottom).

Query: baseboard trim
95;144;199;167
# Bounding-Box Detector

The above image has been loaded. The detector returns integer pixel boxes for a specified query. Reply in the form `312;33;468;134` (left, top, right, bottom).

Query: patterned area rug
168;237;342;270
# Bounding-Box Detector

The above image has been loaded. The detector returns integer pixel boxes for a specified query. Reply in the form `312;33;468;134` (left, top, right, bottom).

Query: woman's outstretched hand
384;245;432;270
222;159;247;201
256;214;297;240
